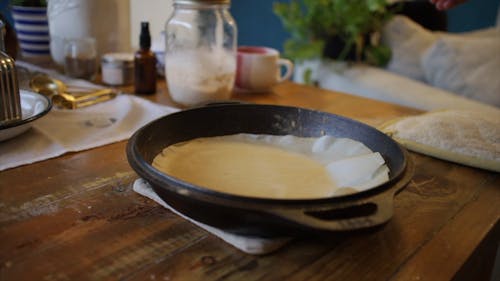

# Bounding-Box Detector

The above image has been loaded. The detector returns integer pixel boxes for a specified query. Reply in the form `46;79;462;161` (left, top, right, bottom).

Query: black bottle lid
139;21;151;49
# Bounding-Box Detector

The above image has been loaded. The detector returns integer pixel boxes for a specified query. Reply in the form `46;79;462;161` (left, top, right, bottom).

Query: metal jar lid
101;53;134;68
174;0;230;4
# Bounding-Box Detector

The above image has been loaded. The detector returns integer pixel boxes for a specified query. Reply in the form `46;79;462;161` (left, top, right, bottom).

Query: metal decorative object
0;20;22;124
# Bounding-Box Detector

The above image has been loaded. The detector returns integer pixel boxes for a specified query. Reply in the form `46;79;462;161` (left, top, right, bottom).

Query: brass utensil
30;74;100;93
29;74;117;109
51;90;117;109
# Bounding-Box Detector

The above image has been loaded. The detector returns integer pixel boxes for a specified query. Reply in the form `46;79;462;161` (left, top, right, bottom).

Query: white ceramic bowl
0;90;52;142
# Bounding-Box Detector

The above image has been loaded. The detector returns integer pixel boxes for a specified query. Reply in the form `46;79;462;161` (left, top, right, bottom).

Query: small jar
165;0;237;106
101;53;134;86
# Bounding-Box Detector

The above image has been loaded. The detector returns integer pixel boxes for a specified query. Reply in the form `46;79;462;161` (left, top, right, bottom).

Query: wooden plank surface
0;81;498;281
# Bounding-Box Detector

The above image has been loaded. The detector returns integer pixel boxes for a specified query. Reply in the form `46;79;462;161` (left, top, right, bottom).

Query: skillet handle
269;191;395;232
269;157;414;232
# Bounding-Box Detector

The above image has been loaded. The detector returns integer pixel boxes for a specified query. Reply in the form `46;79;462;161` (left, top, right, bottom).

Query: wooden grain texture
0;81;498;281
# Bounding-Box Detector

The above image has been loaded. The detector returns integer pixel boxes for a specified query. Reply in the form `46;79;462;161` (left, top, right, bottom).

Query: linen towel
133;178;291;255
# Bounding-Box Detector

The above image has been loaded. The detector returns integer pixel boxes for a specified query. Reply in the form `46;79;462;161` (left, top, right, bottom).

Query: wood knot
407;175;457;198
201;256;216;266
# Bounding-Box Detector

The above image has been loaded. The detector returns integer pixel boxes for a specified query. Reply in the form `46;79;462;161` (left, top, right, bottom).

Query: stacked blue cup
11;5;50;58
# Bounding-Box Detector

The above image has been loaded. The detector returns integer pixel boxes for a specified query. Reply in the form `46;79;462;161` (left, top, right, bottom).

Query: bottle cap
139;22;151;49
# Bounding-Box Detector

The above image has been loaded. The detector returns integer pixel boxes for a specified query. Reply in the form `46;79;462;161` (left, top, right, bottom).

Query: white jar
101;53;134;86
165;0;237;106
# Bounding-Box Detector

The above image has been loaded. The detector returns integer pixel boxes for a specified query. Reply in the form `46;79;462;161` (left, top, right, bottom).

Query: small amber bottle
134;22;156;94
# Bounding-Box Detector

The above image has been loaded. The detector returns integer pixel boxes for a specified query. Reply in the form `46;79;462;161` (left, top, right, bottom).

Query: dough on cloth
380;110;500;172
152;134;389;199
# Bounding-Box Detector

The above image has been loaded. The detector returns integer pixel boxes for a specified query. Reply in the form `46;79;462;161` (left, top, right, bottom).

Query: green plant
273;0;395;66
10;0;47;7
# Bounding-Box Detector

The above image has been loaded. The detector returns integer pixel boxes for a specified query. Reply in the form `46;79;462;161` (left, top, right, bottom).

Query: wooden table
1;80;498;281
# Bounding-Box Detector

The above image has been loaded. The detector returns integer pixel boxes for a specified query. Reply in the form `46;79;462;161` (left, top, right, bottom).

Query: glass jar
63;37;97;80
165;0;237;106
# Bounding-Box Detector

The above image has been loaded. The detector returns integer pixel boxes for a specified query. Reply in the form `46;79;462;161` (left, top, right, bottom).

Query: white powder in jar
165;48;236;106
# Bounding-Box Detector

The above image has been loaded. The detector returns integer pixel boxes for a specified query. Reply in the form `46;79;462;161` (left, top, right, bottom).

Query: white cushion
381;16;436;82
304;60;500;114
382;15;500;83
421;36;500;107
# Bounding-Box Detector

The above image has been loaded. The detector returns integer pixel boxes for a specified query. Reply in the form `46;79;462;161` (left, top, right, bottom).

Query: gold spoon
30;74;98;93
29;74;117;109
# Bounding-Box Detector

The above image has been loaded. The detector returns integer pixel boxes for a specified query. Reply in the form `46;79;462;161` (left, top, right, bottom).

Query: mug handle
278;58;294;82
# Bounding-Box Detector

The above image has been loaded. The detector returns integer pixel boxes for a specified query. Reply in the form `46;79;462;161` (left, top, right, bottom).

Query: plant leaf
273;0;394;65
284;39;324;60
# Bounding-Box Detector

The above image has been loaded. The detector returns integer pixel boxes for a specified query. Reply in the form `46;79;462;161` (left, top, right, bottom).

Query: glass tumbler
63;37;97;80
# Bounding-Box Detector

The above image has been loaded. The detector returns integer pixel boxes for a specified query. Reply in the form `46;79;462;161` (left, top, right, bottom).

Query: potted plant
273;0;397;84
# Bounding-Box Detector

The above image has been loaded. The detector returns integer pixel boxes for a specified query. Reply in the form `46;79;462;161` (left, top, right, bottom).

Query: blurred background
232;0;500;52
1;0;499;54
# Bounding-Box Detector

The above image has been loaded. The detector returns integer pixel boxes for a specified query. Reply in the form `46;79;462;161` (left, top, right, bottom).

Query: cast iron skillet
127;103;414;237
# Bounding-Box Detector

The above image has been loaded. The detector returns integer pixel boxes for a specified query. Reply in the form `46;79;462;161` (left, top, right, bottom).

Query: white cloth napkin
133;178;291;255
0;94;178;171
0;61;179;171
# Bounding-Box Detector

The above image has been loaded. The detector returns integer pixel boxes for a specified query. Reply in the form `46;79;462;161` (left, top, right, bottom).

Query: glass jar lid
101;53;134;67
